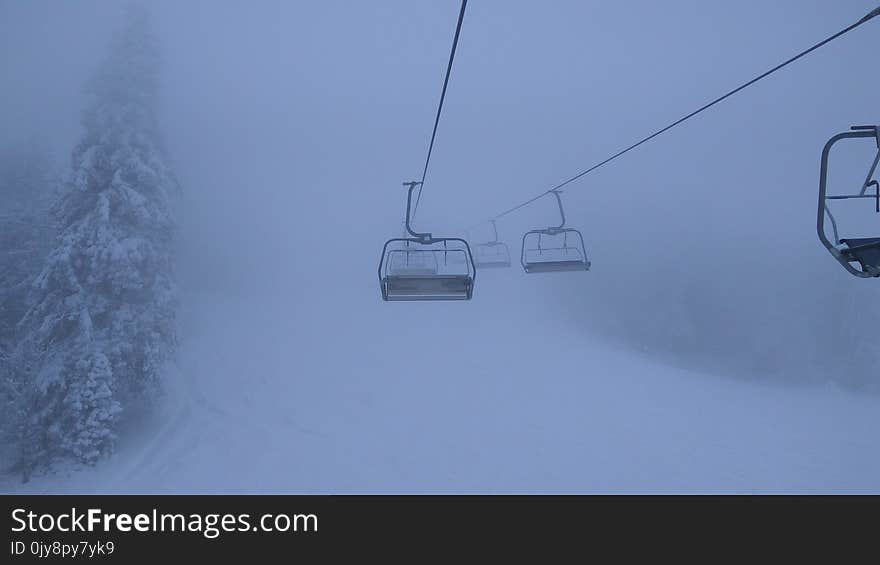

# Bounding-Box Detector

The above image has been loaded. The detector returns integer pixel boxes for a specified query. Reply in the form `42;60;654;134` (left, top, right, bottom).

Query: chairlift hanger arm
532;190;568;234
851;124;880;136
490;219;499;243
551;191;566;230
403;181;432;242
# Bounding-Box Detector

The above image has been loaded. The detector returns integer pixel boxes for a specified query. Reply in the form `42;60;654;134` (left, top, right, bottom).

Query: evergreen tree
14;7;179;475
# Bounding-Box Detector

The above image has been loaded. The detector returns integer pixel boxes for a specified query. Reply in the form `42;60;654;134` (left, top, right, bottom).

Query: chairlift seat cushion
382;274;473;301
523;260;591;273
840;238;880;274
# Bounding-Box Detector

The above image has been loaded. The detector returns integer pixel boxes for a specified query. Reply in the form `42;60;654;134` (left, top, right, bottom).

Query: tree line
1;8;178;481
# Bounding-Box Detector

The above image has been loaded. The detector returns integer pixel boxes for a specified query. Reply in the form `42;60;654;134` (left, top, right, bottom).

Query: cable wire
474;5;880;228
412;0;468;220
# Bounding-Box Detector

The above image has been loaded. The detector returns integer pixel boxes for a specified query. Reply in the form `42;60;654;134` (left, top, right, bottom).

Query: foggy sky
2;0;878;387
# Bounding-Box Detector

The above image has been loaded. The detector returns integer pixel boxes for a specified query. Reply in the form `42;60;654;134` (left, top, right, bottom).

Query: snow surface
3;268;878;494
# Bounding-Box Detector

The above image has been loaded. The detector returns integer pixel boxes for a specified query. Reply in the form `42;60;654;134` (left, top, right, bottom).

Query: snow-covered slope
5;268;878;494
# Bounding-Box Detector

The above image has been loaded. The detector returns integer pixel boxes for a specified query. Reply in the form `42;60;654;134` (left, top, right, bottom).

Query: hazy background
3;0;879;388
3;0;880;493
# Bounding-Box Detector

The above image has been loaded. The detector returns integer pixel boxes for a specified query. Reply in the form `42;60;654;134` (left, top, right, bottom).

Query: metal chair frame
521;190;591;273
379;181;476;300
817;125;880;278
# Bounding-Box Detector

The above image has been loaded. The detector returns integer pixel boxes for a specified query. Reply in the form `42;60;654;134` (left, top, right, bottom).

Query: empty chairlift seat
817;125;880;278
380;240;475;300
472;220;511;268
474;241;512;268
520;190;591;274
521;229;591;273
378;181;476;301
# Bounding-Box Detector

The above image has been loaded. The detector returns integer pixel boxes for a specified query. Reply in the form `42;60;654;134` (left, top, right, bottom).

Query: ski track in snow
3;270;879;493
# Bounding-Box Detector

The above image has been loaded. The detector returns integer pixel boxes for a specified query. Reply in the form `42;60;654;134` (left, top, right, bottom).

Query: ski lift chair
473;220;511;268
521;190;591;273
379;182;476;301
817;125;880;278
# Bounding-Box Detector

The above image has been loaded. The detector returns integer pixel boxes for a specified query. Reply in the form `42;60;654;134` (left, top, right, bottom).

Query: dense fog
2;1;878;491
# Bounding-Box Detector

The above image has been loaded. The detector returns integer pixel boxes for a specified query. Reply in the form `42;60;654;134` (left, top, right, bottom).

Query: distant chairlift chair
521;190;591;273
379;181;476;301
473;220;511;268
817;125;880;278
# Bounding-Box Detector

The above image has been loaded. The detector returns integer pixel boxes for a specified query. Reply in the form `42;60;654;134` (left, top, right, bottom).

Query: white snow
4;269;878;494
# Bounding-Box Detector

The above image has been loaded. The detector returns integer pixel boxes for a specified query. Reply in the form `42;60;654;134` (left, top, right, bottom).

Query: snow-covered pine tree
14;6;179;475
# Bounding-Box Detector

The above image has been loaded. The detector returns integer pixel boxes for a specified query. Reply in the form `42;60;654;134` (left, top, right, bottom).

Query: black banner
1;495;876;561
